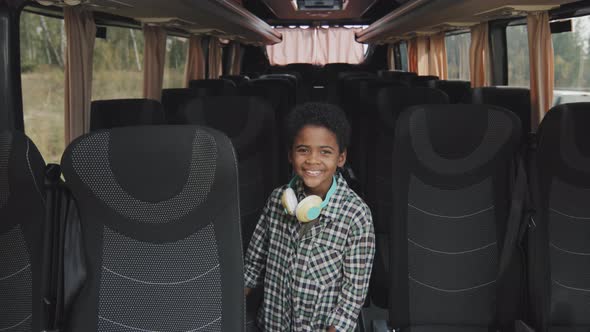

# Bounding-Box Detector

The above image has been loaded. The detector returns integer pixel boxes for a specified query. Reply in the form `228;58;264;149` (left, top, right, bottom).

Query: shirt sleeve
326;206;376;331
243;193;273;288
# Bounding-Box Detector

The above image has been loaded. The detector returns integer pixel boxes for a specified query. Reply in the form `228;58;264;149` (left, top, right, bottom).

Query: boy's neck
302;175;335;199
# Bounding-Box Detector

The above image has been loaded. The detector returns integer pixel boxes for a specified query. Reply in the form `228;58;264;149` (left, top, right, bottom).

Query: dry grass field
21;67;183;163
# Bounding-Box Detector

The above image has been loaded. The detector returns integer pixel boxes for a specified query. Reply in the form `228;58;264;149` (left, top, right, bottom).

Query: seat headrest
90;99;165;131
377;86;449;130
188;79;237;95
61;125;236;226
538;102;590;174
177;96;274;158
397;104;521;174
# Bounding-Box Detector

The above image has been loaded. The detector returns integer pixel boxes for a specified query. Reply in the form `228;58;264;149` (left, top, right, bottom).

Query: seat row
89;81;534;250
2;102;590;332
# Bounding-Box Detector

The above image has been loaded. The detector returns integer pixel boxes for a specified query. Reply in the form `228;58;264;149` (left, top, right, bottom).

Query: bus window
445;32;470;80
20;10;65;163
92;26;144;100
553;15;590;105
399;41;408;71
163;36;188;88
507;24;530;87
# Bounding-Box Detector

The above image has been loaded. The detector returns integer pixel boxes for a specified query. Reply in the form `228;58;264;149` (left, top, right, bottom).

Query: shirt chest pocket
307;237;343;286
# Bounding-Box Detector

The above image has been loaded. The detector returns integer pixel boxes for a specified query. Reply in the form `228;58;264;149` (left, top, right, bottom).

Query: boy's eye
297;148;309;153
321;150;332;155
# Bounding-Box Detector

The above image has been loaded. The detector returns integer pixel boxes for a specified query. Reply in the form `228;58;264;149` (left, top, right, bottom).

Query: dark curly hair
284;102;350;153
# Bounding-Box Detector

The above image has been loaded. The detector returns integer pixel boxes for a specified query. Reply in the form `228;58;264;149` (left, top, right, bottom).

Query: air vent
296;0;343;11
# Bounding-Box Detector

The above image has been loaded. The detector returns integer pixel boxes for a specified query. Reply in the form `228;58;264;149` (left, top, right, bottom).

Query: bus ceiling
27;0;283;45
356;0;582;44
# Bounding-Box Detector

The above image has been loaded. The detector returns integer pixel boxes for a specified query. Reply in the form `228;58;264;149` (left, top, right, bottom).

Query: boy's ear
337;149;347;168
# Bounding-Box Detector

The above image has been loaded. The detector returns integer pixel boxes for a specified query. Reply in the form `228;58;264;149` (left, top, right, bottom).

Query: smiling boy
244;103;375;332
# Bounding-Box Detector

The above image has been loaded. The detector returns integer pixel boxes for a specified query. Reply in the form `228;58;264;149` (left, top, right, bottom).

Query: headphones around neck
281;175;337;222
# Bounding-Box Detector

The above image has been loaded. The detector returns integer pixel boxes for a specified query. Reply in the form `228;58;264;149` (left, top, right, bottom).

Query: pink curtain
142;25;167;101
416;36;430;75
387;44;395;70
429;32;448;79
208;37;223;79
266;27;365;65
64;7;95;143
469;22;489;88
185;35;205;87
228;42;242;75
407;38;418;73
316;27;364;64
528;11;554;129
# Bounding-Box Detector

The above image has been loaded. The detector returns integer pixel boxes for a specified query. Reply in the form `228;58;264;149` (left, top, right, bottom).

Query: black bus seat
60;126;244;331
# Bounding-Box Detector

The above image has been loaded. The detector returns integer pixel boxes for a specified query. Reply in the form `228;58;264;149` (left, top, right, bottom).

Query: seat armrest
372;320;392;332
515;320;535;332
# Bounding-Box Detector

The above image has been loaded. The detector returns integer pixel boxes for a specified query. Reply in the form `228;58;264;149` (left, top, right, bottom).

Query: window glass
445;32;470;80
163;36;188;88
553;15;590;92
92;26;144;100
507;24;530;87
399;41;408;71
20;10;65;163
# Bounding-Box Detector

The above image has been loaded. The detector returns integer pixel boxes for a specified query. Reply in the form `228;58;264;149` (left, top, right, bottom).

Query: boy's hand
327;326;337;332
245;287;252;297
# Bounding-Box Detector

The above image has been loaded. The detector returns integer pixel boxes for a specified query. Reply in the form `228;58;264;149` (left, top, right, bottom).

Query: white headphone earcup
295;195;323;222
282;187;298;215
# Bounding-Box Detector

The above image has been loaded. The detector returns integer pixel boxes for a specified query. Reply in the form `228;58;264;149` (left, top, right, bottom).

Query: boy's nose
305;152;320;164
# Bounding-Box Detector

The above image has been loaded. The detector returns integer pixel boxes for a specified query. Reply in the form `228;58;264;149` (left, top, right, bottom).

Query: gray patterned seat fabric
383;105;524;331
529;103;590;332
0;130;47;332
61;126;243;332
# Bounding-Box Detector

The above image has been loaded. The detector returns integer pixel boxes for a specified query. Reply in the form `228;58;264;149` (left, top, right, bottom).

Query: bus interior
2;0;590;331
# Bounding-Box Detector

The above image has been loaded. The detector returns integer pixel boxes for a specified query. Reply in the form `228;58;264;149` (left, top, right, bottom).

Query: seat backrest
411;75;440;87
378;70;417;84
61;126;243;332
259;73;299;87
90;99;166;130
240;79;295;181
220;75;250;87
177;96;278;245
242;78;296;123
432;80;472;104
188;79;238;96
161;88;202;123
337;71;376;80
0;130;47;332
388;105;523;330
530;102;590;331
471;86;532;135
323;63;356;84
284;63;315;84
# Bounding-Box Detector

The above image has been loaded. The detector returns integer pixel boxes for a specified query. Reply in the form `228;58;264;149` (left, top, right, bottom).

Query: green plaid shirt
244;174;375;331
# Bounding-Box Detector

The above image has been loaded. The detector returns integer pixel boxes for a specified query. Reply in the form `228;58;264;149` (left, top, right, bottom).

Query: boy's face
288;125;346;198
